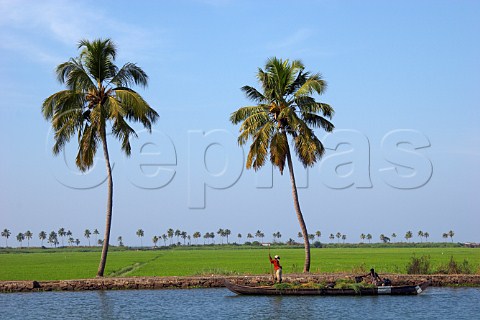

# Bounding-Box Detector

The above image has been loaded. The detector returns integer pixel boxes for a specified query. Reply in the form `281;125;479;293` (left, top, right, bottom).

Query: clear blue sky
1;0;479;247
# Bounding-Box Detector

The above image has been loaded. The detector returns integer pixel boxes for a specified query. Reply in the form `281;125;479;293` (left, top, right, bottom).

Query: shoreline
1;273;479;293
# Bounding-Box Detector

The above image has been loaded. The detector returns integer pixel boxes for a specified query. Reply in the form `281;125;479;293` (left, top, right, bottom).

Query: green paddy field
0;246;478;281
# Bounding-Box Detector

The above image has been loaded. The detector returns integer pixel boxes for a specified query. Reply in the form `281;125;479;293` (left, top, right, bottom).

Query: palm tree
237;233;242;244
417;230;424;242
448;230;455;242
230;57;334;272
167;229;174;245
42;38;159;277
335;232;342;243
193;232;201;244
39;231;47;246
58;228;66;247
405;231;413;242
424;232;429;242
136;229;144;247
224;229;231;244
442;232;449;241
180;231;188;245
1;229;11;247
315;230;321;241
93;229;100;245
217;228;225;244
84;229;91;246
16;233;25;247
161;234;167;246
75;239;81;246
360;233;366;243
152;236;159;248
391;233;397;243
24;231;33;248
366;234;372;243
329;234;335;242
48;231;58;247
117;236;123;246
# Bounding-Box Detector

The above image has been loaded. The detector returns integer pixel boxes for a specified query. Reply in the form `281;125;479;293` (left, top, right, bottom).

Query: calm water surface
1;287;479;319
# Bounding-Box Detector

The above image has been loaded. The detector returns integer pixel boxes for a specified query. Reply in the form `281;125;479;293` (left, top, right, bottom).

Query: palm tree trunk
97;128;113;277
285;140;311;272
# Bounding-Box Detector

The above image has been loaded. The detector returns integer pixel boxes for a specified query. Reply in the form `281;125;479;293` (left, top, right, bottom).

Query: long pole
268;244;274;283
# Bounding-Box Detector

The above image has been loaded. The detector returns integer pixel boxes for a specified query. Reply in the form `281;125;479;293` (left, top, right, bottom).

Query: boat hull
224;280;430;296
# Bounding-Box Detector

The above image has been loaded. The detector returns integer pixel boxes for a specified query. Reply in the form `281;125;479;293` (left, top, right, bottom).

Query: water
1;287;479;320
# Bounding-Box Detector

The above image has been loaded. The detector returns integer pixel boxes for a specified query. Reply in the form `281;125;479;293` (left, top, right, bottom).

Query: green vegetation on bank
0;246;478;281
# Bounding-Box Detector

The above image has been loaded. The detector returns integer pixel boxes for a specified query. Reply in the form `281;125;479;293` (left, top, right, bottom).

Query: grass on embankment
0;246;478;281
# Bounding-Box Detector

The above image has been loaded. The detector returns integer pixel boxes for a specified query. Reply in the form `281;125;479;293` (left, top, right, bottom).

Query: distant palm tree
39;231;47;246
217;228;225;244
117;236;123;247
224;229;231;244
42;38;158;277
75;239;80;246
58;228;66;247
152;236;159;248
360;233;366;243
329;234;335;242
391;233;397;243
309;234;316;243
180;231;188;245
366;234;372;243
230;57;334;272
68;237;74;246
424;232;429;242
315;231;321;240
237;233;242;244
24;231;33;248
167;229;174;245
136;229;144;246
193;232;201;244
93;229;100;245
2;229;11;247
84;229;91;246
175;229;181;244
442;232;449;241
247;233;254;241
405;231;413;242
48;231;58;247
341;234;347;244
335;232;342;243
448;230;455;242
417;231;424;242
161;234;167;246
16;233;25;247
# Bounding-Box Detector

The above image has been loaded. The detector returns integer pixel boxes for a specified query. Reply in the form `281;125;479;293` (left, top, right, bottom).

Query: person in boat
269;254;282;283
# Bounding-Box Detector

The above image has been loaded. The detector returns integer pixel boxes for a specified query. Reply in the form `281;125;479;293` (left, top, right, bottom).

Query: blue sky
0;0;479;247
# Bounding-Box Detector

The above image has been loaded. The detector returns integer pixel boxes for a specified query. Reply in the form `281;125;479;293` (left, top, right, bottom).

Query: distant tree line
0;227;457;248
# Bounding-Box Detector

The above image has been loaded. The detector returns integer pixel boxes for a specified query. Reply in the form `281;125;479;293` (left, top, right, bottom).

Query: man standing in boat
269;254;282;283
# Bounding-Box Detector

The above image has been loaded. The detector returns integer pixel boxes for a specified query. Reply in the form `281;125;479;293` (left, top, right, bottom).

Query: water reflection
0;288;479;320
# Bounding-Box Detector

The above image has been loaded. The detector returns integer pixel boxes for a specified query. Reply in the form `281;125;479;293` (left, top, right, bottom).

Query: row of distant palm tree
1;228;457;248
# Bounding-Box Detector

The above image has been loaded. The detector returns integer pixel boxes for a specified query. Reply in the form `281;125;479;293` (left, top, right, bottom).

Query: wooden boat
224;280;431;296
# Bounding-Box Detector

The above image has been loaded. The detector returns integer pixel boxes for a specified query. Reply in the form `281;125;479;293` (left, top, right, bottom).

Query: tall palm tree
230;57;334;272
84;229;91;246
42;38;158;277
136;229;144;247
1;229;11;247
24;231;33;248
39;231;47;246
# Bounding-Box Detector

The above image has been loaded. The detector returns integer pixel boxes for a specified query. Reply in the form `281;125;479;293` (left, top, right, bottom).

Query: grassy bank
0;246;478;281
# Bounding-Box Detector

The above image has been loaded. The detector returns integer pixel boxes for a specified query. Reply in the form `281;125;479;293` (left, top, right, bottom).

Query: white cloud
0;0;166;64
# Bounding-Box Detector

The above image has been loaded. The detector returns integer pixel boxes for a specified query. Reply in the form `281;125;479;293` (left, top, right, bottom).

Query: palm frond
241;86;266;103
110;63;148;88
76;123;99;171
293;133;325;167
113;88;159;131
230;105;267;124
295;73;326;96
269;132;287;174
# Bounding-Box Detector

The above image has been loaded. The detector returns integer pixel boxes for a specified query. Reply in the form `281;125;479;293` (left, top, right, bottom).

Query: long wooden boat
225;280;430;296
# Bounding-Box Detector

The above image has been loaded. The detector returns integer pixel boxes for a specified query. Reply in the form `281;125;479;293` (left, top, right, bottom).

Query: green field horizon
1;246;479;281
